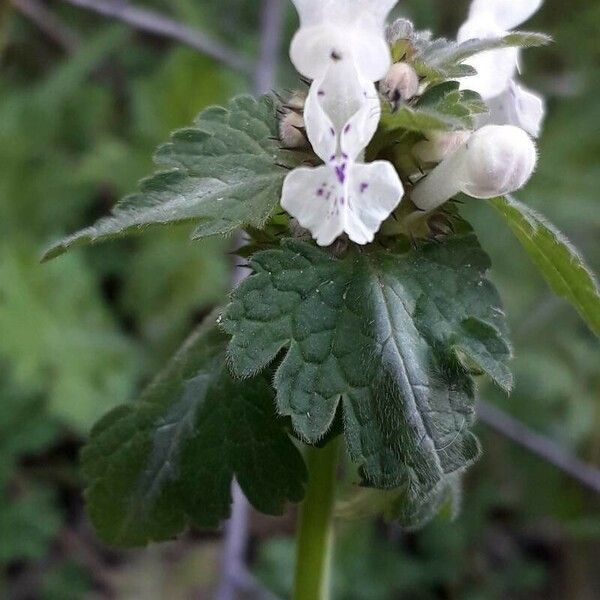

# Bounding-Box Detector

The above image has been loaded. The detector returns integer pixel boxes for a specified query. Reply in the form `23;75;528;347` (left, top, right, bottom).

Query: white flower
466;0;543;31
411;125;537;211
290;0;398;82
484;80;545;138
282;54;403;246
281;0;405;246
458;0;545;137
412;130;472;165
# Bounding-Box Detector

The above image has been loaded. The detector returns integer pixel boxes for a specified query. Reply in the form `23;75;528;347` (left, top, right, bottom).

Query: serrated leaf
82;315;307;547
378;83;487;139
491;195;600;337
43;96;306;261
223;234;511;501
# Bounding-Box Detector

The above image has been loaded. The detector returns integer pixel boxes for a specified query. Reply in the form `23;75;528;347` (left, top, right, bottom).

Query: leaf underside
223;234;512;504
82;316;307;547
43;95;307;261
491;195;600;337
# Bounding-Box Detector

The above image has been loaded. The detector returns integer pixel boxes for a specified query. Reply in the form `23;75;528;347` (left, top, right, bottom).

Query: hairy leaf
82;316;307;547
337;474;461;530
491;196;600;337
43;96;306;261
420;32;552;75
387;19;551;82
376;83;487;152
223;234;511;500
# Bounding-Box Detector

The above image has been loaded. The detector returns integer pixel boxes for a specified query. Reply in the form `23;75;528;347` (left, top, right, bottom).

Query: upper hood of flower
467;0;543;31
458;0;543;100
290;0;398;81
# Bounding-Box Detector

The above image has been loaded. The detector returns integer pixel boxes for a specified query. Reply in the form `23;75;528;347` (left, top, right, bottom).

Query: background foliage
0;0;598;598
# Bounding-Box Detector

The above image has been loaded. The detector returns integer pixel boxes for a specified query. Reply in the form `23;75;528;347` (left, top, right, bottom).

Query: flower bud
462;125;538;198
380;62;420;104
280;110;308;149
279;92;309;149
411;125;537;211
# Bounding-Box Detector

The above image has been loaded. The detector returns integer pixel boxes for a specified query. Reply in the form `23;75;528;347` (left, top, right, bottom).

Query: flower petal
458;18;519;99
281;165;346;246
468;0;543;30
304;58;380;161
480;81;545;137
343;161;404;244
281;160;403;246
412;131;472;165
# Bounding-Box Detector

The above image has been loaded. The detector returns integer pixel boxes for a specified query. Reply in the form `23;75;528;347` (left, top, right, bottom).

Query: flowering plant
43;0;600;597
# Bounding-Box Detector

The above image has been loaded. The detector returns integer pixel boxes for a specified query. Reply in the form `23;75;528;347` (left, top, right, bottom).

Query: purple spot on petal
334;162;347;185
344;123;351;134
318;90;325;96
340;196;345;206
330;127;335;136
317;187;324;197
360;182;369;193
342;153;348;160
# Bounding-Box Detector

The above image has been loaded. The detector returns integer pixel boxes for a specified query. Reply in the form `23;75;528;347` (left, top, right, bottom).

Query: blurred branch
10;0;81;51
254;0;285;94
59;0;251;73
214;483;250;600
215;4;286;600
478;400;600;494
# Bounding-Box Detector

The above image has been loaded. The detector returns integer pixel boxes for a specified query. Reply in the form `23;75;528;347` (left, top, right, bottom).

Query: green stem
293;437;341;600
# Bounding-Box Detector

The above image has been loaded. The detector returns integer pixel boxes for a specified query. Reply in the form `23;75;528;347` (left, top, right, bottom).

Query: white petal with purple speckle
282;160;403;247
304;58;380;162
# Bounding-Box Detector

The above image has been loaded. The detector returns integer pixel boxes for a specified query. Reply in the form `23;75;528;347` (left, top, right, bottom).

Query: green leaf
82;315;307;547
337;474;462;530
491;195;600;337
420;31;552;73
377;83;487;144
223;234;511;500
43;96;306;261
380;105;463;133
394;21;551;82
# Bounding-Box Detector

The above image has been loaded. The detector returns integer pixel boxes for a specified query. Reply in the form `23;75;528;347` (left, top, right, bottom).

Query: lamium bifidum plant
43;0;600;598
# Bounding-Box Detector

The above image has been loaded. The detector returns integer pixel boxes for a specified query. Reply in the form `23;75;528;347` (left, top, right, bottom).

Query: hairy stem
293;438;341;600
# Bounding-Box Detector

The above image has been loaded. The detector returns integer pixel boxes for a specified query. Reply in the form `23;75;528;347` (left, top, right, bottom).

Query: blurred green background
0;0;598;598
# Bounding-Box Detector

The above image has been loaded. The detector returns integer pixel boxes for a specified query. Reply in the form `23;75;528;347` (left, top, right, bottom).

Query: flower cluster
411;0;543;212
281;0;544;244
